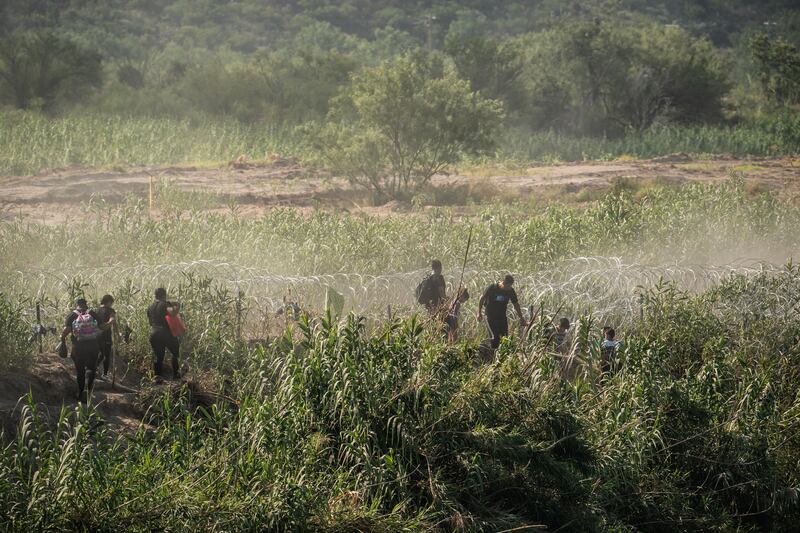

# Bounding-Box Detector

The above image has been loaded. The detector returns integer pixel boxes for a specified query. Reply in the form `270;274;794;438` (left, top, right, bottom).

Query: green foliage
1;181;800;528
0;292;31;369
0;32;102;111
4;274;800;529
515;21;730;135
0;0;795;139
311;52;504;200
751;33;800;105
444;33;524;115
1;109;795;178
1;178;797;279
0;111;301;176
500;120;800;161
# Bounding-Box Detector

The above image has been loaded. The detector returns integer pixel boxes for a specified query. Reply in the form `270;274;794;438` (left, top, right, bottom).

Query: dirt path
1;156;798;223
0;354;144;437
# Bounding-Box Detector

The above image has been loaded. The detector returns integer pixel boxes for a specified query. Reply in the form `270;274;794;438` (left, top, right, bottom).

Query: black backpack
415;275;435;305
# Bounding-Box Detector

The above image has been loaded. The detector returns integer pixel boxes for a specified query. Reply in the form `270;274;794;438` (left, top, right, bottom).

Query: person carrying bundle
147;287;182;380
478;274;526;350
59;297;114;403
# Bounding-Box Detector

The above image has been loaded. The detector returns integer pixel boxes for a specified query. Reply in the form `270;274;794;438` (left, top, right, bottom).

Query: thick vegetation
311;52;503;200
2;110;800;178
3;270;800;530
1;178;800;530
2;1;800;529
1;178;797;279
1;2;799;187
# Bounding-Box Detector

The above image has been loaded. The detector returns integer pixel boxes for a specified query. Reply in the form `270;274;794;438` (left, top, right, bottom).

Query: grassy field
2;265;800;530
0;112;300;176
1;181;800;528
2;111;800;176
498;120;800;162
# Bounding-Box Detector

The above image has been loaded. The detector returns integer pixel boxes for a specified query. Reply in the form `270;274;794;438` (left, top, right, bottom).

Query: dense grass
2;111;799;177
3;271;800;530
499;117;800;161
0;292;31;370
2;181;800;529
1;179;798;372
0;112;300;176
2;177;797;276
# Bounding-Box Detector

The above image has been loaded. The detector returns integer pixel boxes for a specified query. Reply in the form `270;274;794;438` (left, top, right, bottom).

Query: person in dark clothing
94;294;116;380
60;297;114;403
477;274;526;350
417;259;447;314
147;287;181;380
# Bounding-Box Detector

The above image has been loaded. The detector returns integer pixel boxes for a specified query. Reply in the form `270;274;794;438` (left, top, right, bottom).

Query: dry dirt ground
0;350;224;440
2;155;799;223
0;352;144;438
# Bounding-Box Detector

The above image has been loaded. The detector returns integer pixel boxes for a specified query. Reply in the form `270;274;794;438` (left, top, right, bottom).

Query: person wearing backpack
94;294;116;381
147;287;182;380
415;259;446;314
59;297;113;403
477;274;526;351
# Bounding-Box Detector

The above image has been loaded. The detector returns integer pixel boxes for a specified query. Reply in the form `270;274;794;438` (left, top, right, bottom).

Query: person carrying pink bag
147;287;183;380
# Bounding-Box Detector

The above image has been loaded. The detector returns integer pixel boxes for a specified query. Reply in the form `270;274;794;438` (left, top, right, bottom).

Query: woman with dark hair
95;294;116;380
147;288;181;380
60;297;114;403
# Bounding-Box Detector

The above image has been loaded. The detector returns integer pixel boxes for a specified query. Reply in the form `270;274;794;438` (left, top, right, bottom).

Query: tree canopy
312;52;503;200
0;1;796;135
0;32;102;110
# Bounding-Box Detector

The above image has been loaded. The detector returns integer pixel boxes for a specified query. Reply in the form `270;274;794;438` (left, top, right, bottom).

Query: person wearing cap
477;274;526;350
59;298;114;403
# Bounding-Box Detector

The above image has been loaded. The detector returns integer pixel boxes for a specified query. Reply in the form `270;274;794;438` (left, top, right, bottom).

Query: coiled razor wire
6;257;784;327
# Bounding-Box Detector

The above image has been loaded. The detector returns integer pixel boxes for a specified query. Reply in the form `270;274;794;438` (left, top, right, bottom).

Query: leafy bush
515;21;730;135
751;33;800;105
0;292;32;369
0;32;102;111
310;52;504;201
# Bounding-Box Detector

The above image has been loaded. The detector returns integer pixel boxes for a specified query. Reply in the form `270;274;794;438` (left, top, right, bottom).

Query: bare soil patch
0;353;144;438
1;156;798;223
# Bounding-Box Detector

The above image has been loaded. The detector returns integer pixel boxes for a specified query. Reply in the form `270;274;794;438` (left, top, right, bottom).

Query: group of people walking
59;288;182;403
59;295;116;404
417;259;621;368
417;260;529;348
59;262;619;403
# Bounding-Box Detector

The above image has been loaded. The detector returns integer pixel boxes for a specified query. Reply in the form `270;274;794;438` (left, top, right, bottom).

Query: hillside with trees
0;0;797;125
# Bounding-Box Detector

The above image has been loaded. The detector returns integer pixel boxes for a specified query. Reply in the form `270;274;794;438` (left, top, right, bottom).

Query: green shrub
0;292;32;369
